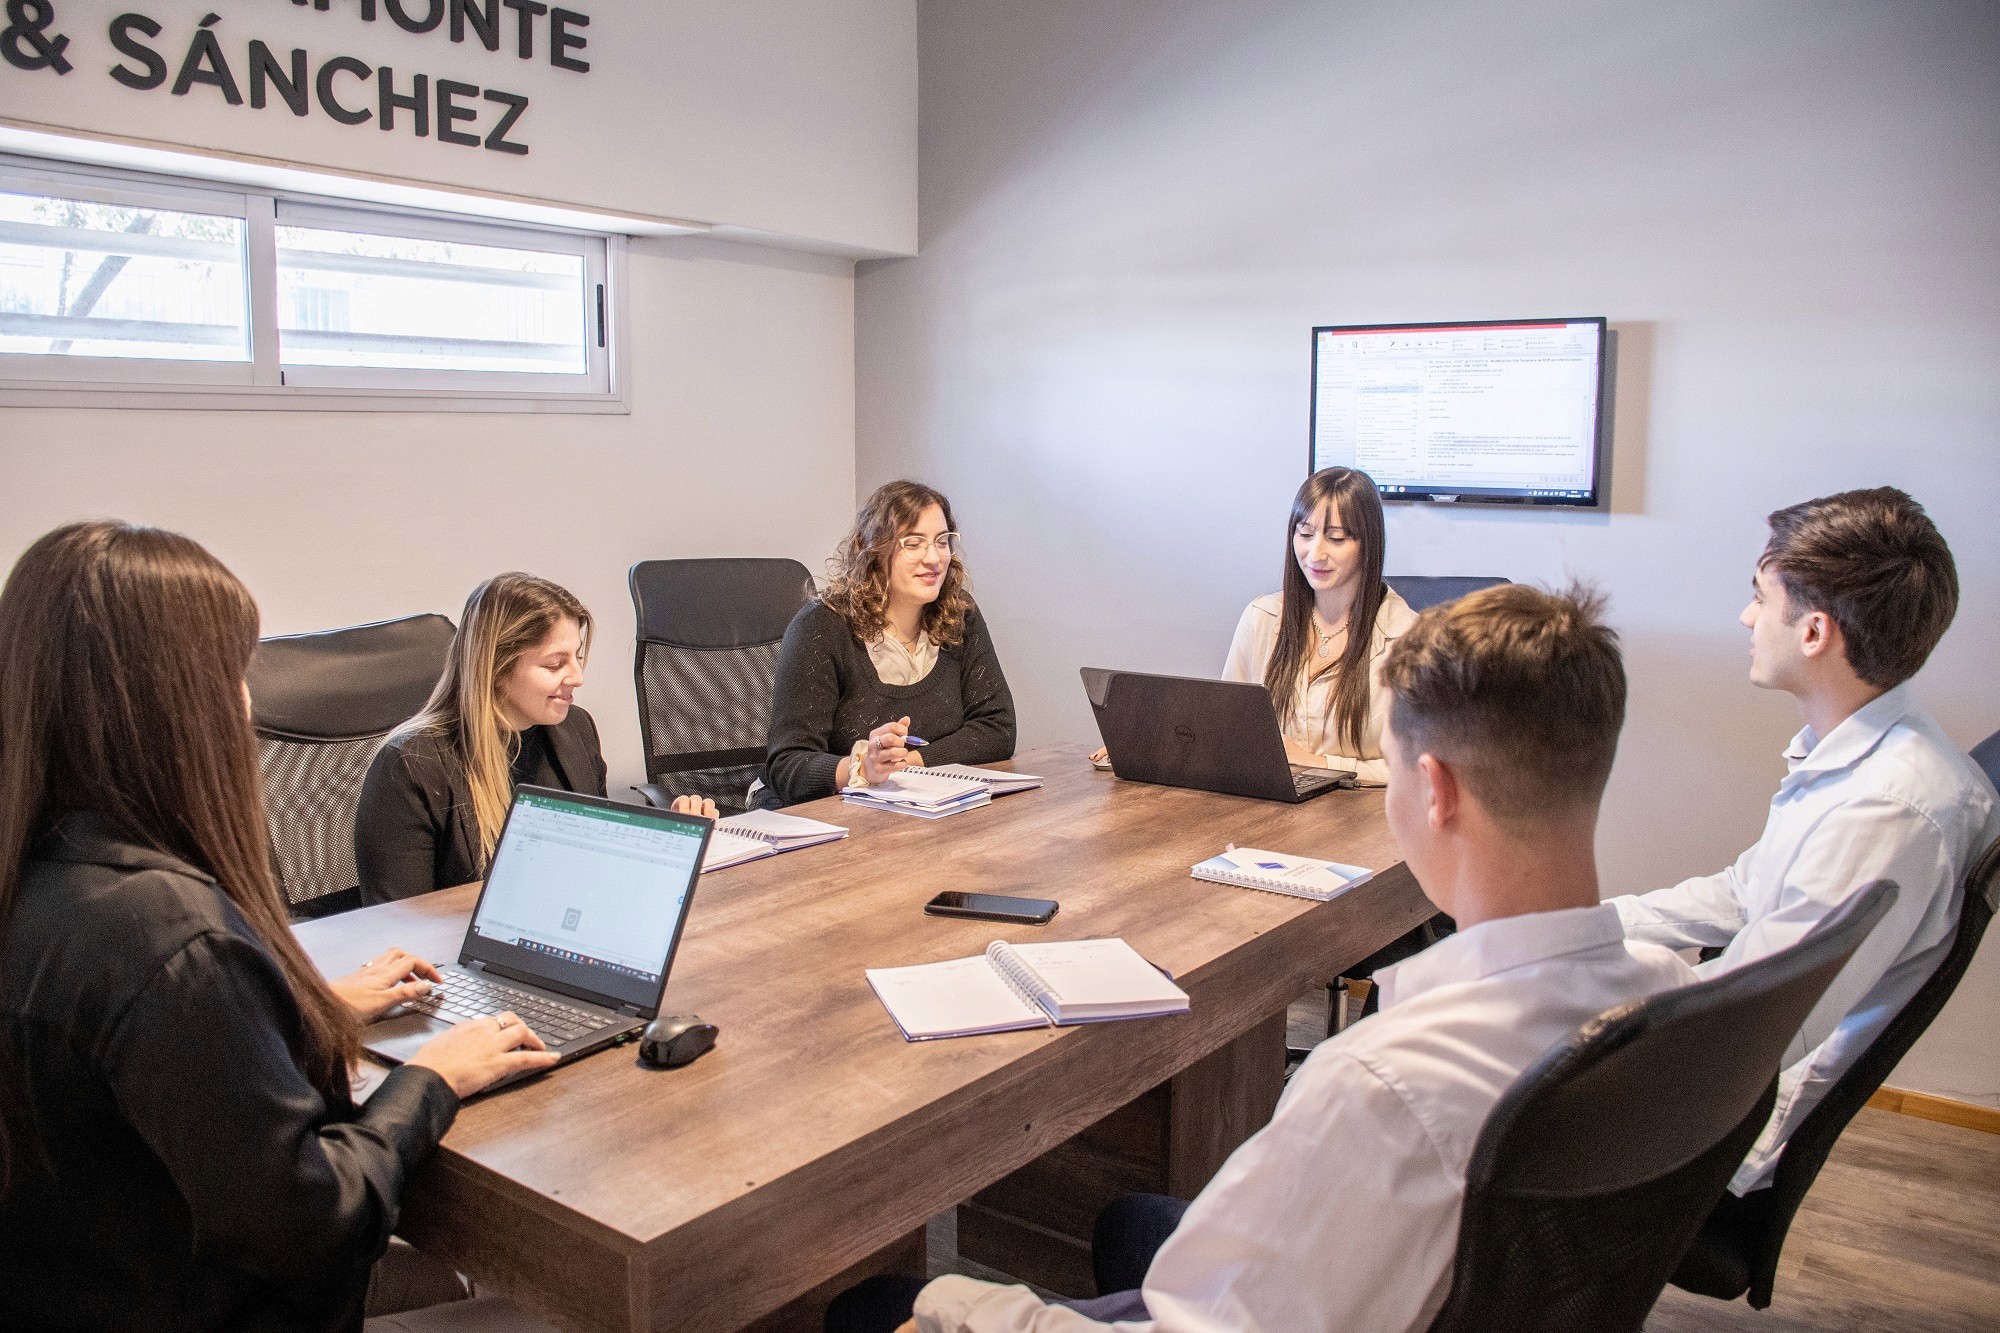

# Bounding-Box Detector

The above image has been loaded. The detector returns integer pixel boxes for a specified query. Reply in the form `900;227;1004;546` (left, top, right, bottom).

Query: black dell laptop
1082;667;1356;804
361;786;711;1082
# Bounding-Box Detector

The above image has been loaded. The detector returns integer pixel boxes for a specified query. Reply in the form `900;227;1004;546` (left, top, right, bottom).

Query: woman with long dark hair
762;479;1016;807
0;522;555;1330
1220;467;1414;785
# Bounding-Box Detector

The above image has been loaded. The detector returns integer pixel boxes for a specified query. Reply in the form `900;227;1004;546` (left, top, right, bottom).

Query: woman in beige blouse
1221;467;1415;785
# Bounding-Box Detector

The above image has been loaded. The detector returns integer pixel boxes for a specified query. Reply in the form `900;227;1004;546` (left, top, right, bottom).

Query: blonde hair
395;573;593;867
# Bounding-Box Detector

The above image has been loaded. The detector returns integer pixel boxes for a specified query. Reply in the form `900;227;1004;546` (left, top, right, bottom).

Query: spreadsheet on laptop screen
473;792;702;986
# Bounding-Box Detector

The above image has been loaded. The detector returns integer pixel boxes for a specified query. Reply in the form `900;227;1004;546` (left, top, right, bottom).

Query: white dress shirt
913;904;1695;1333
1609;683;1999;1193
1220;590;1417;785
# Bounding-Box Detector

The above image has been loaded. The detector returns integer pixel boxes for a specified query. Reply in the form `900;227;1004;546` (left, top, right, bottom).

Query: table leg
956;1011;1289;1297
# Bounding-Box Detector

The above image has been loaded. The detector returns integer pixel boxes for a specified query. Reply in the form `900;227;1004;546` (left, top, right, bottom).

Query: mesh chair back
248;614;455;918
1673;834;2000;1307
631;559;814;813
1385;576;1510;613
1426;880;1899;1333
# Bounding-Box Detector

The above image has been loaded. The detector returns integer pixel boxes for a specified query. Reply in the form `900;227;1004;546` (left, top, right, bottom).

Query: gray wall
857;1;2000;1104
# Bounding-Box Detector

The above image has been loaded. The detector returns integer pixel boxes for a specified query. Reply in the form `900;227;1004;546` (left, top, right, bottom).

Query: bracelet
848;738;872;788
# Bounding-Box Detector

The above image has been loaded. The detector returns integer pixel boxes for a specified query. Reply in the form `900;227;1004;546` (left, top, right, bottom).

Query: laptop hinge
618;1004;643;1017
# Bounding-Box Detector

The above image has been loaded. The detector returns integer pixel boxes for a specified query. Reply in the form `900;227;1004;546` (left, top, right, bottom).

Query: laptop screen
463;787;709;1014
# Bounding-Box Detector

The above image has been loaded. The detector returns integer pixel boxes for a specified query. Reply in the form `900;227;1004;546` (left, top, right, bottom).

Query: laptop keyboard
1292;769;1342;794
403;972;621;1046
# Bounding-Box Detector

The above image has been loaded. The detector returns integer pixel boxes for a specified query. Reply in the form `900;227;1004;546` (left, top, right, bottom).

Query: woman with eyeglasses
761;480;1017;808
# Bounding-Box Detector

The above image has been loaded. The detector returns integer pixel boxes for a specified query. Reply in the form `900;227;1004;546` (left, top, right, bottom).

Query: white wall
857;1;2000;1104
0;0;917;254
0;233;859;787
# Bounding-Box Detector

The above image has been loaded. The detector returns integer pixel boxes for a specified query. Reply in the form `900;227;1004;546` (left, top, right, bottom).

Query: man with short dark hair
1609;487;1998;1193
845;585;1695;1333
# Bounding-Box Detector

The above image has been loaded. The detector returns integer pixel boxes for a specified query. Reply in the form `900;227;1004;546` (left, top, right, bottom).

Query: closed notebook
867;938;1190;1041
1190;847;1373;902
700;809;849;873
921;763;1045;796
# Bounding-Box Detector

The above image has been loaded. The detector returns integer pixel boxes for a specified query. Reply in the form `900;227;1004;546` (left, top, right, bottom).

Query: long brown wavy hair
1265;468;1389;755
0;522;358;1195
391;573;593;868
820;480;975;649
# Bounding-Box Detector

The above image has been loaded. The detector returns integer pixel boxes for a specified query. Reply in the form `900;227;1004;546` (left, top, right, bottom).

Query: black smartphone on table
923;891;1059;925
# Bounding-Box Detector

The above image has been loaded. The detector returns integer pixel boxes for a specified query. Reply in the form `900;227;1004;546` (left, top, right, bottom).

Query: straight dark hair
1265;468;1388;755
0;522;359;1196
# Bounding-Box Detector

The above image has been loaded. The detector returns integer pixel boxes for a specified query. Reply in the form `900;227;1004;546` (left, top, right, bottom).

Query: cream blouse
867;630;938;686
1221;588;1418;786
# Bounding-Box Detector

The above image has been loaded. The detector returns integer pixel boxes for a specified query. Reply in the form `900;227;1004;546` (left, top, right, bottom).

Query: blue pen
903;735;928;747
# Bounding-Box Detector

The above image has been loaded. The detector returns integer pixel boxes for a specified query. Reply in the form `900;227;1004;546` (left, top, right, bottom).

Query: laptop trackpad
363;1010;455;1066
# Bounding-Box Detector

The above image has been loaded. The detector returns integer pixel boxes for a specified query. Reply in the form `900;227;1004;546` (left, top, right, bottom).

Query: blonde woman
356;573;711;904
762;480;1016;807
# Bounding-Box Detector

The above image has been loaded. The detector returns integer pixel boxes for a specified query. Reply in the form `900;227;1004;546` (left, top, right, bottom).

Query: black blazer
0;813;458;1332
353;706;609;906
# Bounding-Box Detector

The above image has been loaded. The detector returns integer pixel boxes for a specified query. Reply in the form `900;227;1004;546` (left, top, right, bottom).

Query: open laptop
362;786;712;1081
1081;667;1356;804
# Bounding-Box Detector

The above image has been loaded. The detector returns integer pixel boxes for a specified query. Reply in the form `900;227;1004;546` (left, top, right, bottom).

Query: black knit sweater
762;600;1017;807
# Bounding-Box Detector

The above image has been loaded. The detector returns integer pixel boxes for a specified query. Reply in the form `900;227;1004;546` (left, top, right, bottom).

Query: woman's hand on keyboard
330;947;443;1022
408;1011;560;1099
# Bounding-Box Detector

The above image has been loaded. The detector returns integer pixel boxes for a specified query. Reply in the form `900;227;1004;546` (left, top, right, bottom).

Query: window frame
0;154;626;413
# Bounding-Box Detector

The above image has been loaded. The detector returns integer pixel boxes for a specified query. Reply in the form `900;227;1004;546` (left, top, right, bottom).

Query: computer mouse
637;1014;718;1069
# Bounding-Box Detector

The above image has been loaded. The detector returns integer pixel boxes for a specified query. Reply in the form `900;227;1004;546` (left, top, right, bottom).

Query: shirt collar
1375;902;1628;1011
32;810;209;881
1781;682;1916;786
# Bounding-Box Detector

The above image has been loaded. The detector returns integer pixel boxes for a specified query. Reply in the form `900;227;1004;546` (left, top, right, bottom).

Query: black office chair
248;614;455;920
1424;880;1899;1333
1668;834;2000;1308
629;558;815;814
1385;575;1510;613
1971;724;2000;790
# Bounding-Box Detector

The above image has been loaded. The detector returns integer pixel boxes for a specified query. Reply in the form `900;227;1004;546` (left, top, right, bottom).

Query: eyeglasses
896;532;961;556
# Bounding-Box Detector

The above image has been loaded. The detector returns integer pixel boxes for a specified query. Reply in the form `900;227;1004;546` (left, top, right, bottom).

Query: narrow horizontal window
0;188;248;363
0;153;622;410
276;226;587;376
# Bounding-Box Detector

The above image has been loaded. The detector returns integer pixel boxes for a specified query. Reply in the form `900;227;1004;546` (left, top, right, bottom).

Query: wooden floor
918;992;2000;1331
1645;1107;2000;1332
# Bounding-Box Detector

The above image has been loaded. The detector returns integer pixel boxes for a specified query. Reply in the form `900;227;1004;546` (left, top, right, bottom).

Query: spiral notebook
700;809;849;872
866;938;1190;1041
1190;847;1373;902
921;763;1045;796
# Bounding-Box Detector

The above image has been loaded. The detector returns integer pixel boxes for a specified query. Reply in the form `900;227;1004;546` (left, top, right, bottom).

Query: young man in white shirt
832;584;1697;1333
1608;486;1999;1195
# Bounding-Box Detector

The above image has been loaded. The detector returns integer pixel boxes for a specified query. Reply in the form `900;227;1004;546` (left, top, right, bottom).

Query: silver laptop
362;786;711;1084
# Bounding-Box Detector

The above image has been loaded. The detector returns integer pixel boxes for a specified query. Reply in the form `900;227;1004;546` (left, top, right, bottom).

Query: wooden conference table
296;743;1432;1332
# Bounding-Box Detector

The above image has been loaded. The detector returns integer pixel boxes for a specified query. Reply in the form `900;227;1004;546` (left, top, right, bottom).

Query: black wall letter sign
2;0;73;75
173;14;243;105
107;12;166;90
435;78;480;145
549;8;586;72
482;89;528;153
378;65;429;134
450;0;498;51
316;54;373;124
384;0;441;35
500;0;545;60
249;41;309;114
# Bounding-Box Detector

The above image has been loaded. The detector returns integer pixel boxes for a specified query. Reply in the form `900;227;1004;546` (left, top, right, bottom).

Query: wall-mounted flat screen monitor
1310;317;1608;507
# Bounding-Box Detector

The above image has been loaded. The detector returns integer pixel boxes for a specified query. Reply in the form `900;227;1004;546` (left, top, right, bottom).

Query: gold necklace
1313;614;1349;658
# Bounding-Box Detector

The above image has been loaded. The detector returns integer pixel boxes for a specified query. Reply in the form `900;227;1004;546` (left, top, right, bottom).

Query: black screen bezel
457;785;712;1016
1307;316;1609;509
